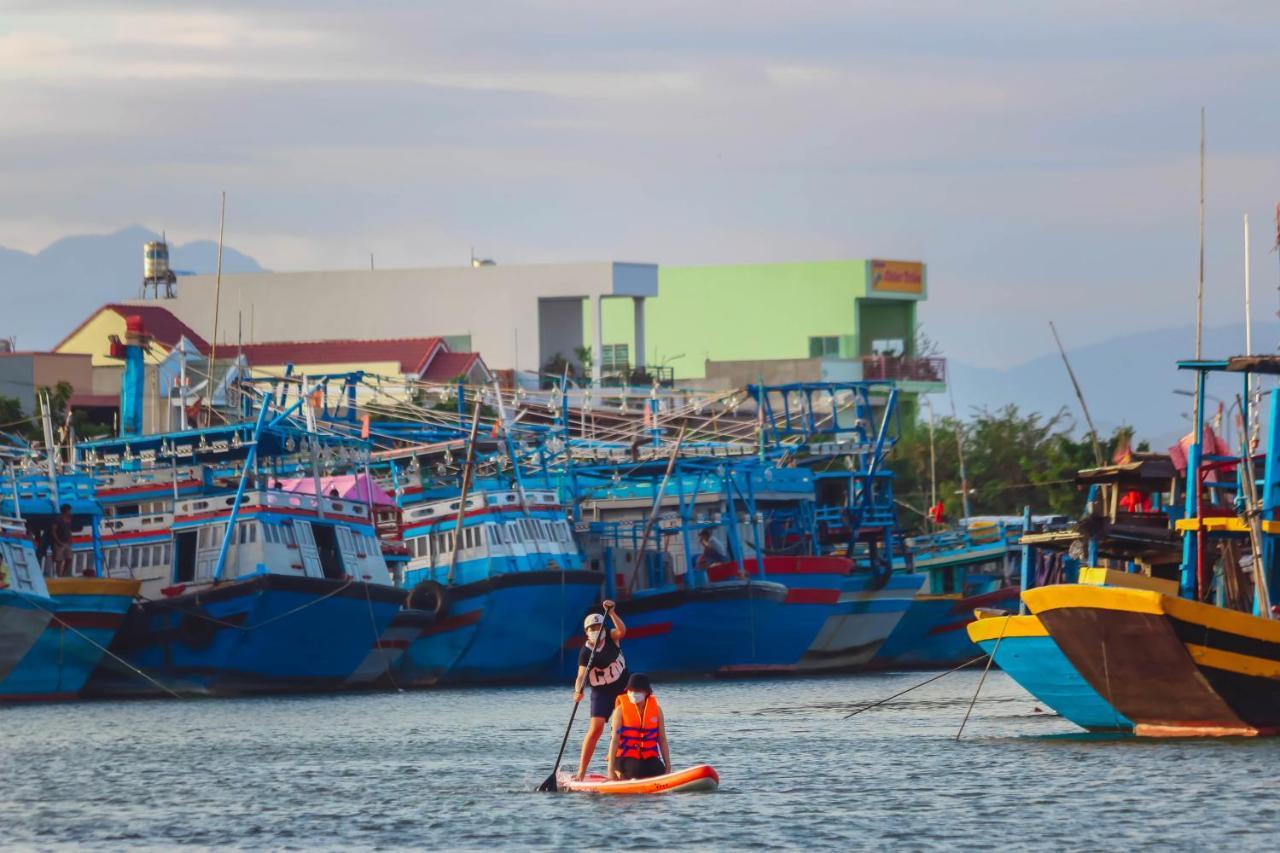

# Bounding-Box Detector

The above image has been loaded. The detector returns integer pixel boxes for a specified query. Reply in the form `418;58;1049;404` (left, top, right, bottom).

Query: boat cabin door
293;520;324;578
335;525;362;579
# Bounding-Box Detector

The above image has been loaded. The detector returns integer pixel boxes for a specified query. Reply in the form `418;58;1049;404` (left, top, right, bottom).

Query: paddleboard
557;764;719;795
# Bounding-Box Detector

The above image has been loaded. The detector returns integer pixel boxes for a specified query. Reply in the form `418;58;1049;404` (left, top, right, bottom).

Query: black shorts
619;756;666;780
589;679;626;719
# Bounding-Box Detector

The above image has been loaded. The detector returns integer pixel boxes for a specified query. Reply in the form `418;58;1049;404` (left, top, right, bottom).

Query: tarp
277;474;395;507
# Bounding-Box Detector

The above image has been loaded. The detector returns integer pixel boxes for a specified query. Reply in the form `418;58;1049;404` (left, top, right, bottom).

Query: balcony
860;355;946;385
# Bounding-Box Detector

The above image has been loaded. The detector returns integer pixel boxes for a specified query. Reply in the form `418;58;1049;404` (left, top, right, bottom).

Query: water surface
2;672;1273;850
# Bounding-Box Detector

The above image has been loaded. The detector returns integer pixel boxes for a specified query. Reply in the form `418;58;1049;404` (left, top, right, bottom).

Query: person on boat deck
572;601;628;780
607;673;670;781
695;527;728;569
51;504;73;577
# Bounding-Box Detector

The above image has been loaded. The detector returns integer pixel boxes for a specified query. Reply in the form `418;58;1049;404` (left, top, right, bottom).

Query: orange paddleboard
557;764;720;795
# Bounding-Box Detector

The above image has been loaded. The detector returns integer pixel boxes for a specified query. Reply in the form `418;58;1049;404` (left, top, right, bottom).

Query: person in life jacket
606;673;670;780
572;600;628;780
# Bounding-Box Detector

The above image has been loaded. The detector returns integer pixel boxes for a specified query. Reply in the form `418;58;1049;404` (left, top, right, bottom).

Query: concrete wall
0;354;35;411
0;353;95;413
538;298;585;373
599;261;872;380
705;357;825;389
598;260;928;382
131;262;657;377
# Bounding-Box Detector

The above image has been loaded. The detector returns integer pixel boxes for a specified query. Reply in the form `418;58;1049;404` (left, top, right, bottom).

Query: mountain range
1;226;1270;446
2;225;262;349
946;319;1278;451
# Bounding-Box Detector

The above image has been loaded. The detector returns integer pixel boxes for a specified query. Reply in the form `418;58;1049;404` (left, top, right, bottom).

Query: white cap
584;613;605;630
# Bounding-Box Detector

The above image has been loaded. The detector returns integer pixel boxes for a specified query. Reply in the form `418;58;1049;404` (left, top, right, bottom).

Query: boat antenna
946;383;972;521
1196;107;1205;359
207;190;227;426
1049;321;1104;466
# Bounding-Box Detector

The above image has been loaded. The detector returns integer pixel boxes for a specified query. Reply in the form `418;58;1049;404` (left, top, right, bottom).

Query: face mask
628;691;647;705
585;628;601;643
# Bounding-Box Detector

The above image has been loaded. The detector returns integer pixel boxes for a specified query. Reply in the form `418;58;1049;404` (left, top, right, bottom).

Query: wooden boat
967;609;1131;732
1024;582;1280;736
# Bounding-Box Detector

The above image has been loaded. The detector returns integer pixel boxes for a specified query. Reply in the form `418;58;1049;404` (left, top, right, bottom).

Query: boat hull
1;578;139;702
0;590;54;685
443;570;602;683
872;586;1020;668
346;606;429;688
799;572;924;672
967;613;1131;732
612;580;793;677
85;574;405;697
1025;584;1280;737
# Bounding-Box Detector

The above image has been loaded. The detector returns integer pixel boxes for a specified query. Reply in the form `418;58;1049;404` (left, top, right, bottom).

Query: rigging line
14;588;183;699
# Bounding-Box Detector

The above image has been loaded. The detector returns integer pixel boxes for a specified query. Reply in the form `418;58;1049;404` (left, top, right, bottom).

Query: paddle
536;606;613;792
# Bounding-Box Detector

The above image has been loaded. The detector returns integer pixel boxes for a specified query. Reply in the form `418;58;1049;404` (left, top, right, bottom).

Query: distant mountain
0;225;263;349
946;320;1280;451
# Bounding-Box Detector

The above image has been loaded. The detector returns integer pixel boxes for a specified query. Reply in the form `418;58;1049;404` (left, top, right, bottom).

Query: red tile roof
55;304;210;354
421;350;488;382
236;337;447;375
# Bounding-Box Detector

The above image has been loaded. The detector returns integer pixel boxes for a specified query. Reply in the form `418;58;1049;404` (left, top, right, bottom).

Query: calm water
2;672;1276;850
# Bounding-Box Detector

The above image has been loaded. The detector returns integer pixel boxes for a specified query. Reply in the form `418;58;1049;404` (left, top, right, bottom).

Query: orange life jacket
614;693;661;760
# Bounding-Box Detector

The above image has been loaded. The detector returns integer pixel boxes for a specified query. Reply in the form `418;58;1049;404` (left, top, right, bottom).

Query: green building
590;259;944;410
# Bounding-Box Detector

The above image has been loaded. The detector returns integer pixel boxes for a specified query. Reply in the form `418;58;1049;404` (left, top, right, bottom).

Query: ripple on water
0;673;1276;850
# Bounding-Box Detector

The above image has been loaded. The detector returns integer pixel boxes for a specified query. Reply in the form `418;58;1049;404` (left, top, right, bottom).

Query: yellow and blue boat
967;606;1131;732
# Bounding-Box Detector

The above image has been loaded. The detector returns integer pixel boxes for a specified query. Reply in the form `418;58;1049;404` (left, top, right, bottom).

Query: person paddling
572;600;627;780
607;673;670;780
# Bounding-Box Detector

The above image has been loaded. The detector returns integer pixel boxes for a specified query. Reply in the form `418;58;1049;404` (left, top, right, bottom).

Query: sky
2;1;1278;368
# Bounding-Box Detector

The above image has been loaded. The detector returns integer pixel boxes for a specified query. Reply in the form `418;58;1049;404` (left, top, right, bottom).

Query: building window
601;344;629;372
871;338;905;357
809;336;840;358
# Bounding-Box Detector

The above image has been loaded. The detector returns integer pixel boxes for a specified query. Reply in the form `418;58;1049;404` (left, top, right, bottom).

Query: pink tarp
277;474;395;507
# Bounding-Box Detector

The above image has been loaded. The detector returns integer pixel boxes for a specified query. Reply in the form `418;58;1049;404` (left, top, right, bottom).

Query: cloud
0;2;1277;366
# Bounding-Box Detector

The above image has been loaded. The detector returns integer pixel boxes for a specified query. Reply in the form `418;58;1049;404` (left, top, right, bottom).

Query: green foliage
888;404;1145;531
0;381;112;443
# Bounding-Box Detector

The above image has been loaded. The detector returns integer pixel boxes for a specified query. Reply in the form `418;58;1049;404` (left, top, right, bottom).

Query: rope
14;588;183;700
955;616;1010;740
363;575;403;692
175;575;356;631
843;654;986;719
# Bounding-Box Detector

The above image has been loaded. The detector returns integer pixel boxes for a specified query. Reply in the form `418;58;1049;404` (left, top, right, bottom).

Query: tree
887;404;1146;531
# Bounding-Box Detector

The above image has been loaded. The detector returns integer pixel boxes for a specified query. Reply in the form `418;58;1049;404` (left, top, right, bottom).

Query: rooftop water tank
143;240;171;281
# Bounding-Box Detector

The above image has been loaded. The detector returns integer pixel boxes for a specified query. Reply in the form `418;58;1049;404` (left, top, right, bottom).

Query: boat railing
100;512;173;536
176;489;372;522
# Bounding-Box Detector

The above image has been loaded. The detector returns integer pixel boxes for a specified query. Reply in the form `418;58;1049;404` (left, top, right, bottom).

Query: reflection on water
1;672;1275;849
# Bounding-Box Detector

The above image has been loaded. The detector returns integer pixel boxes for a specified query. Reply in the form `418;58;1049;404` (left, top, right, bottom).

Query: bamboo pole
1049;321;1105;466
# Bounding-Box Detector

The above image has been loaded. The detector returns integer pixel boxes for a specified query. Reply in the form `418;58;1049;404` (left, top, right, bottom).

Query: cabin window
139;548;151;568
281;524;296;546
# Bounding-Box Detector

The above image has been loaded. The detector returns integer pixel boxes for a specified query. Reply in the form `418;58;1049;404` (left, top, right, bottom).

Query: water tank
143;240;171;281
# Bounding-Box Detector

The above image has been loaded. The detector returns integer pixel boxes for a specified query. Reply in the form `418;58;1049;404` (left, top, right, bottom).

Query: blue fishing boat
0;461;142;701
86;487;406;697
562;517;808;677
0;518;55;688
399;487;601;683
872;519;1027;667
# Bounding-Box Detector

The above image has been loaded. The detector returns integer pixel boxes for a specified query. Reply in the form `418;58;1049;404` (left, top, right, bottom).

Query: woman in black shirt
572;600;627;780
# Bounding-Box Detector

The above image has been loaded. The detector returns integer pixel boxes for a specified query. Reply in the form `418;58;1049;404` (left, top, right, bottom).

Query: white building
125;262;657;386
